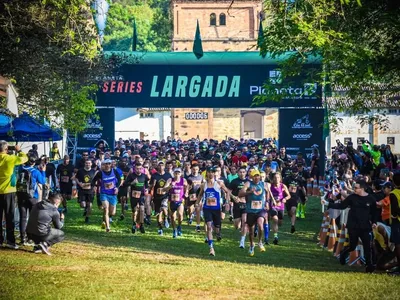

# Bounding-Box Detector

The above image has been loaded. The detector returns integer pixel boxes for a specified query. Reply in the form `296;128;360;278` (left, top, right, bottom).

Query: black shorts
118;187;128;200
79;193;94;203
60;185;72;196
270;209;284;220
246;211;266;227
285;199;298;212
61;193;72;200
390;222;400;245
233;203;247;219
153;197;168;212
203;209;221;228
170;201;183;212
130;197;145;209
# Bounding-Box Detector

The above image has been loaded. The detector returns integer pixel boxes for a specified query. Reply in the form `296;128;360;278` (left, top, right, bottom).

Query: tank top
270;183;285;211
246;181;265;214
169;177;184;203
101;169;117;195
202;181;222;211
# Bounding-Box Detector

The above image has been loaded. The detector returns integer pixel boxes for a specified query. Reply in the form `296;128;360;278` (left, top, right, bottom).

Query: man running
195;167;230;256
74;160;96;223
229;166;248;248
162;168;188;238
239;169;268;256
91;159;121;232
56;155;74;213
150;162;172;235
123;163;149;234
186;164;204;229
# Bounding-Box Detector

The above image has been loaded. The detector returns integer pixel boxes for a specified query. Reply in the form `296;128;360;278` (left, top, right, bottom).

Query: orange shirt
379;196;391;221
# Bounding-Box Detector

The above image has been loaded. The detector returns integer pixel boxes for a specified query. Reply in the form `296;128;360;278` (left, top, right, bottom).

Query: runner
118;158;130;220
283;170;302;233
150;162;172;235
269;172;291;245
229;166;248;248
56;155;74;213
239;169;268;256
162;168;188;238
195;167;230;256
91;159;121;232
123;163;149;234
186;164;204;228
74;160;96;223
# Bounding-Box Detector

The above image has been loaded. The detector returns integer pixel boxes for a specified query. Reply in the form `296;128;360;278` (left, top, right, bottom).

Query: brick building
170;0;279;141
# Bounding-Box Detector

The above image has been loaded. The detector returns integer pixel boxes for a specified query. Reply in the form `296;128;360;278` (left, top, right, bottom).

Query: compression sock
263;224;269;241
208;239;214;248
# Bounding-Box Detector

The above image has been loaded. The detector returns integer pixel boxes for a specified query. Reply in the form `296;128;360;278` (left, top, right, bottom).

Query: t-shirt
75;168;96;194
56;163;74;187
151;172;173;199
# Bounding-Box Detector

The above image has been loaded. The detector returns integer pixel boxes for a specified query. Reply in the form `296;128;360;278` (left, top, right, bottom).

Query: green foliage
103;0;172;52
257;0;400;126
0;0;119;133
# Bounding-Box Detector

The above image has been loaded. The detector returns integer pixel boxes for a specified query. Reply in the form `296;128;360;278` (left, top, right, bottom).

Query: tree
103;0;172;52
0;0;119;133
255;0;400;130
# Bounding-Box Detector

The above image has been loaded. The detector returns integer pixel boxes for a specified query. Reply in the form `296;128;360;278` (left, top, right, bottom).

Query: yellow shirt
0;152;28;194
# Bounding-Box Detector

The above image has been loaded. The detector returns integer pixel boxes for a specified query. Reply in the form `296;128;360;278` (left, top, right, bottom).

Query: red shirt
232;155;248;166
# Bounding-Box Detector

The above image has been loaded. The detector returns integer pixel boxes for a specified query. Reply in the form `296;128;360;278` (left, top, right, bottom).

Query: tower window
219;13;226;26
210;13;216;26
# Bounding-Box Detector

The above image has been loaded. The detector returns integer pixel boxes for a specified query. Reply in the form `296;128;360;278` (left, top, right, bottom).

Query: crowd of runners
54;137;322;257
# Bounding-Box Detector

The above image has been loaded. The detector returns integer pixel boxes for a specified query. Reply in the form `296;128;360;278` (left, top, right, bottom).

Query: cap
158;161;165;165
381;182;394;190
173;168;181;173
90;149;96;153
103;159;112;164
206;166;216;172
250;169;261;177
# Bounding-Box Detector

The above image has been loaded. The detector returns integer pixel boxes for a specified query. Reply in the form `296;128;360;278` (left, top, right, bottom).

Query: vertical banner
77;108;115;152
278;108;325;170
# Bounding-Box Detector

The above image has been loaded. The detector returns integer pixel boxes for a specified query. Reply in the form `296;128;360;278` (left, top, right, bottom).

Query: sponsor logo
292;114;312;129
83;133;103;139
269;70;282;84
87;118;102;129
286;147;300;151
293;133;312;140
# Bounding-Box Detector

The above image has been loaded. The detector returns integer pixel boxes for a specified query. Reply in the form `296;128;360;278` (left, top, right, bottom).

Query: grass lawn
0;197;399;299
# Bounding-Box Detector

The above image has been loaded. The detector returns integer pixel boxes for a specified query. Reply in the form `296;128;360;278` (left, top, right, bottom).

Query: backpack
16;167;35;198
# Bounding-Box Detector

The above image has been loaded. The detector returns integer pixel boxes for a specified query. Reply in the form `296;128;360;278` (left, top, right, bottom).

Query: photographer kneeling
26;193;65;255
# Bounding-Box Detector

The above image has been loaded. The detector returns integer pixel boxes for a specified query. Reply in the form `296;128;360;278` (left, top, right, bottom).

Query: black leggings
17;193;38;240
341;228;372;266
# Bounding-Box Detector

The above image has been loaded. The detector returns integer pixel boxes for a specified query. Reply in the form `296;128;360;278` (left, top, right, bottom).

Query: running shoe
144;217;151;226
101;221;106;229
38;242;51;255
300;213;305;219
158;229;163;236
204;238;208;243
85;217;89;224
273;237;279;245
5;243;19;250
140;224;145;234
264;239;270;245
33;245;42;254
131;223;136;234
188;218;193;225
209;247;215;256
173;230;177;239
196;225;201;233
177;226;182;236
291;225;296;233
106;227;111;233
119;214;125;221
239;239;245;249
229;215;233;222
249;246;255;257
216;233;222;241
164;219;170;229
109;217;113;224
259;242;266;252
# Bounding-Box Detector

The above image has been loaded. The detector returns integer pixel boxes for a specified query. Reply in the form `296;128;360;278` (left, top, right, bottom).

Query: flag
257;19;265;58
193;20;203;59
132;19;138;51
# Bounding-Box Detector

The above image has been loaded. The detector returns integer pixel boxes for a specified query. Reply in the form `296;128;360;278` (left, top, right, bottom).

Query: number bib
61;176;69;183
104;182;115;190
82;183;91;190
251;201;262;210
157;188;165;195
189;194;197;201
171;194;181;201
206;197;217;206
132;190;141;198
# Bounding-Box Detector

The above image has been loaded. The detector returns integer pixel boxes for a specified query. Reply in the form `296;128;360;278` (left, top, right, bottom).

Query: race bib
251;201;262;210
157;188;165;195
189;194;197;201
171;194;181;201
104;182;115;190
132;190;141;198
206;197;217;206
82;183;91;190
61;176;69;183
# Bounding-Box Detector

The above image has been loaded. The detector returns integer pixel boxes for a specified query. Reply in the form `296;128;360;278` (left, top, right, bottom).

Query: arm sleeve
328;196;351;210
115;171;121;187
390;194;400;217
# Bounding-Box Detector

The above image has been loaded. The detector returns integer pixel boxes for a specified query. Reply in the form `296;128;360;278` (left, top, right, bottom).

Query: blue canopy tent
0;112;62;141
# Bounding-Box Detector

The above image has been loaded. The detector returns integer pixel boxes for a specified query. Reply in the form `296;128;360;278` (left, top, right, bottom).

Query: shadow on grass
51;198;358;274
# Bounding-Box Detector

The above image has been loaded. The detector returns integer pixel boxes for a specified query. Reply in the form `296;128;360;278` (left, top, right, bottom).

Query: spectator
26;193;65;255
389;173;400;275
49;142;61;161
0;141;28;249
27;144;39;159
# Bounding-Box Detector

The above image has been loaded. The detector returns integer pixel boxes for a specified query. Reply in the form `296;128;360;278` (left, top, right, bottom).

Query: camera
8;145;15;151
